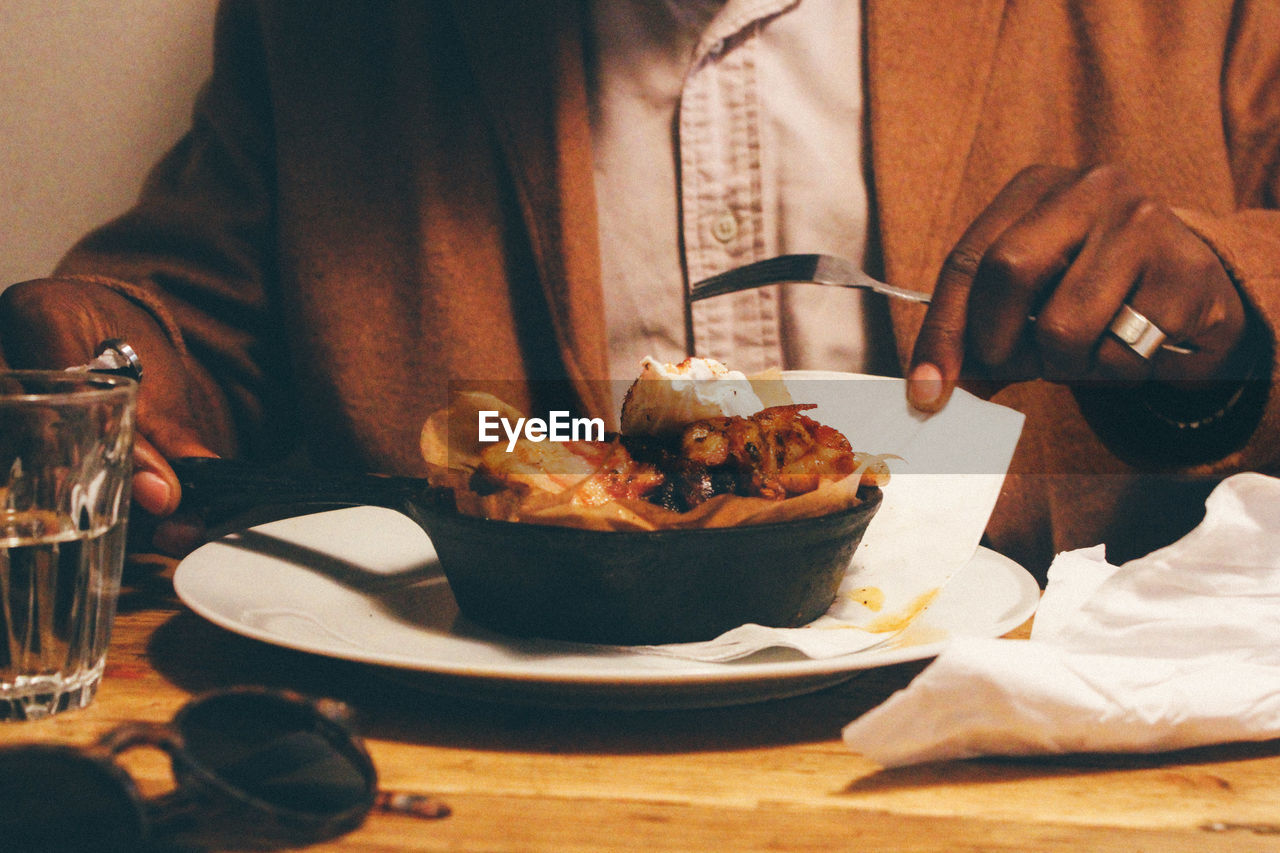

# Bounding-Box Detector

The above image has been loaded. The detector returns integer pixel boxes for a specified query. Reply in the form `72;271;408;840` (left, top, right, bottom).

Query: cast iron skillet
171;457;882;645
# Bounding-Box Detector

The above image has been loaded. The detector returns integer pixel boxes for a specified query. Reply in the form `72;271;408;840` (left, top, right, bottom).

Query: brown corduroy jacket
52;0;1280;574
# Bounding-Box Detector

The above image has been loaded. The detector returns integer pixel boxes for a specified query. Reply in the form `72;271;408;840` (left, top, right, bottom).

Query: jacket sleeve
1162;207;1280;469
52;0;292;459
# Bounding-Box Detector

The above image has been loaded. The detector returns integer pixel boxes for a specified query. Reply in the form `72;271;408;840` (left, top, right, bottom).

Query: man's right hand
0;278;222;538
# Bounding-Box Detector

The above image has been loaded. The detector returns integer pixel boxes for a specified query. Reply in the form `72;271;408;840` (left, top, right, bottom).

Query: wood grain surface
2;558;1279;852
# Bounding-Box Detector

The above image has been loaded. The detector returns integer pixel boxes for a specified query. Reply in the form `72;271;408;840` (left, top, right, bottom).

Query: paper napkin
631;373;1025;662
842;472;1280;766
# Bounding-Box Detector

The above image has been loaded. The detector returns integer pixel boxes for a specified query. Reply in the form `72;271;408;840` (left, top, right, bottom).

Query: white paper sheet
631;372;1025;661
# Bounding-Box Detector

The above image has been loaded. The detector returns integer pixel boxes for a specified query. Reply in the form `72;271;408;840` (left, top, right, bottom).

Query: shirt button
712;212;738;243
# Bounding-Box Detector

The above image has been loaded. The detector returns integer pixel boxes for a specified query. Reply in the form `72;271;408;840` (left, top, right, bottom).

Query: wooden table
3;557;1280;852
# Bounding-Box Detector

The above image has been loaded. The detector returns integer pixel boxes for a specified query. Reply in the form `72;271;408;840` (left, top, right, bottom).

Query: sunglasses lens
176;692;375;817
0;746;146;852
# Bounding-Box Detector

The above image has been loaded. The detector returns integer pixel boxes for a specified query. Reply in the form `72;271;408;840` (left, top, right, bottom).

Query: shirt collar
693;0;801;64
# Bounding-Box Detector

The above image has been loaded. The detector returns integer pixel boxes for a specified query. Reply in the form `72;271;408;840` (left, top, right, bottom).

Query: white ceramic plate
174;506;1039;709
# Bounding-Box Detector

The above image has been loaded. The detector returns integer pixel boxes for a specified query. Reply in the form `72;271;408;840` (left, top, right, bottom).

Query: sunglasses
0;687;440;851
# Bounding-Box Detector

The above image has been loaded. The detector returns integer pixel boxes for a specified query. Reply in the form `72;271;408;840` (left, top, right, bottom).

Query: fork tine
689;255;826;301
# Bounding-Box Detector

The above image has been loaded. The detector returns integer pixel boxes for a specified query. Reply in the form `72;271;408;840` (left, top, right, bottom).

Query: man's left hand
907;163;1248;412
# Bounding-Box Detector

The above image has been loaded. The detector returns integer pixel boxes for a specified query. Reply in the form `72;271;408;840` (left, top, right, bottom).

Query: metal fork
690;254;930;304
690;253;1194;355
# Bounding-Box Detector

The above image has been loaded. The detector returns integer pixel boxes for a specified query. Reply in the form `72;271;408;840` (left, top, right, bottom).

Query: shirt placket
679;13;783;375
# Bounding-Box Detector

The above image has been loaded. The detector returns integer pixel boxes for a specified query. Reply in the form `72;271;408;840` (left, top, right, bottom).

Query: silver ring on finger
64;339;144;381
1107;304;1168;360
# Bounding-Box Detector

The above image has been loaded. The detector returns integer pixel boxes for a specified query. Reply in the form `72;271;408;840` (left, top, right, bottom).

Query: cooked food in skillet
422;357;887;531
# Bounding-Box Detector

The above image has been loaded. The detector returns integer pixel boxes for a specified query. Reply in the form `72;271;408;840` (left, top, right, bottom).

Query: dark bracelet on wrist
1137;311;1269;432
1139;381;1249;430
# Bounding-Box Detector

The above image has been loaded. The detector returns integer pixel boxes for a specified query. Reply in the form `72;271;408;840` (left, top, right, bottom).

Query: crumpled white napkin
628;373;1024;661
842;472;1280;767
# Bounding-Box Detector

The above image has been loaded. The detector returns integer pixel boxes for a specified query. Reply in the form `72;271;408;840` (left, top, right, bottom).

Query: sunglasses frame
2;686;379;850
0;741;154;850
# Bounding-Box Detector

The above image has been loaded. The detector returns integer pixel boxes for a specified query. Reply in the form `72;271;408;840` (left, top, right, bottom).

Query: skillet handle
170;457;430;513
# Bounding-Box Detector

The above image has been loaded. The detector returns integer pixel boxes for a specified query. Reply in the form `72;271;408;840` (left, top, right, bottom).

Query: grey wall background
1;1;217;288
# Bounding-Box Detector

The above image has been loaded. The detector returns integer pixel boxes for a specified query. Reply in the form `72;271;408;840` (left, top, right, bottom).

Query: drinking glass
0;370;137;720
